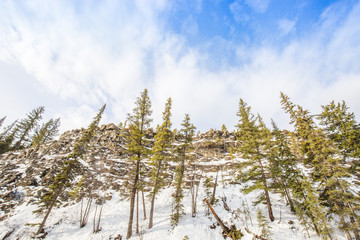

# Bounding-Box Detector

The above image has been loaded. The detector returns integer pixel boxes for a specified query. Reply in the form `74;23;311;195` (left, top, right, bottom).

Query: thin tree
35;104;106;235
171;113;195;228
126;89;152;239
148;98;172;229
31;118;61;147
13;106;44;150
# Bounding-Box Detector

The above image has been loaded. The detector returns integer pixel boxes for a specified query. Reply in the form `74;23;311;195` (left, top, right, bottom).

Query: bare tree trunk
258;159;274;221
80;197;92;228
136;188;139;235
204;198;230;235
36;187;63;234
142;190;146;220
148;160;162;229
126;159;140;239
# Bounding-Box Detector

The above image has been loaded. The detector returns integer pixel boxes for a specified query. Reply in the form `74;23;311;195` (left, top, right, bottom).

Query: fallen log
204;198;243;239
244;227;270;240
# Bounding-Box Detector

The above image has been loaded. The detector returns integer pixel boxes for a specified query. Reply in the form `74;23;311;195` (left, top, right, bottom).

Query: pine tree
31;118;61;147
126;89;152;239
0;116;5;128
171;113;195;228
235;99;275;221
268;120;298;213
148;98;173;229
221;124;228;132
319;100;360;173
280;92;334;239
13;106;45;150
256;208;271;239
0;120;18;154
35;104;106;235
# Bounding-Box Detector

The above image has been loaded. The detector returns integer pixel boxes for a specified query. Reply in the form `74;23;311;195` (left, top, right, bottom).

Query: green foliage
182;235;189;240
31;118;60;147
13;106;45;150
171;113;196;228
256;208;271;238
235;99;274;221
126;89;153;161
37;104;105;212
221;124;228;132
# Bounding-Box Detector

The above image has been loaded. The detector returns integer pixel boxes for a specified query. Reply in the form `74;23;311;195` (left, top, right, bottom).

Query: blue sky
0;0;360;132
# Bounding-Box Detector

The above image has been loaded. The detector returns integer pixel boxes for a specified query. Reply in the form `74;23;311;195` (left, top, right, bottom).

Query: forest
0;89;359;240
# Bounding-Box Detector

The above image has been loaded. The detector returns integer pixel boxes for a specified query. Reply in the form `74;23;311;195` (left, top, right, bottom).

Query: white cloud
0;0;359;133
244;0;271;13
278;18;296;35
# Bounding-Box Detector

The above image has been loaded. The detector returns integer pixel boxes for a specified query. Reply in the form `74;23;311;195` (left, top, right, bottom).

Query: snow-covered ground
0;173;349;240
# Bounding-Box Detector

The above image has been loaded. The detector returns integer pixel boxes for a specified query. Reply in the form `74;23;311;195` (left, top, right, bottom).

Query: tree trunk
142;190;146;220
36;187;63;235
149;159;162;229
258;159;275;221
126;159;140;239
136;187;139;235
204;198;230;235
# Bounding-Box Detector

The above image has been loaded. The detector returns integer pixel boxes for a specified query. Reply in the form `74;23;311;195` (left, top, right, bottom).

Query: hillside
0;124;351;240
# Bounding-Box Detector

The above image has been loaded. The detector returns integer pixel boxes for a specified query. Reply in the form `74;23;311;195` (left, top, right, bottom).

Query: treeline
3;89;359;240
235;92;360;240
0;107;60;154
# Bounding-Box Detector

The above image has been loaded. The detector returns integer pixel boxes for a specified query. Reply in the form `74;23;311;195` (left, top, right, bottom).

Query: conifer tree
280;92;335;239
235;99;275;221
31;118;61;147
0;120;18;154
171;113;195;228
126;89;152;239
319;101;360;172
0;116;5;128
13;106;44;150
268;120;298;213
36;104;106;235
148;98;172;229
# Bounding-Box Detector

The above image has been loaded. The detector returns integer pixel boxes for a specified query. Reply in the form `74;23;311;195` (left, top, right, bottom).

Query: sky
0;0;360;133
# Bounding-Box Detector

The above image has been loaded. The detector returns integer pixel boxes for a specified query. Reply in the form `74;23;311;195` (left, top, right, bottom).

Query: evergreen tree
256;208;271;239
319;100;360;172
280;92;335;239
268;120;298;213
13;106;45;150
31;118;61;147
221;124;228;132
0;120;18;154
171;113;195;228
126;89;152;239
235;99;275;221
0;116;5;128
36;104;106;235
148;98;173;229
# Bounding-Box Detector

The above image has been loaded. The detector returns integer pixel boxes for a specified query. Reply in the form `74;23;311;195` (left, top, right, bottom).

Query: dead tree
204;198;243;239
93;198;104;233
244;227;270;240
190;166;202;217
80;197;92;228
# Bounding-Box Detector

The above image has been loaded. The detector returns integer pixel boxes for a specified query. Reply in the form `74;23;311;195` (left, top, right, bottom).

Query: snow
0;172;350;240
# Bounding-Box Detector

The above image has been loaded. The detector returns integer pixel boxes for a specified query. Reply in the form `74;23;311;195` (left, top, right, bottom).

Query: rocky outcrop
0;124;239;217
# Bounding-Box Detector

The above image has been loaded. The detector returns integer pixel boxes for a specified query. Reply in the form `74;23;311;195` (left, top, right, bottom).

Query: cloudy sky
0;0;359;133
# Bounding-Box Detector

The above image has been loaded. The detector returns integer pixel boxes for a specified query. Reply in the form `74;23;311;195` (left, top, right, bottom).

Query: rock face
0;124;238;217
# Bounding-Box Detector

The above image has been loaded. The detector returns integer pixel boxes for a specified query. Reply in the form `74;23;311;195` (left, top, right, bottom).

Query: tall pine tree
235;99;275;221
148;98;173;229
13;106;44;150
31;118;61;147
171;113;195;228
126;89;152;239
